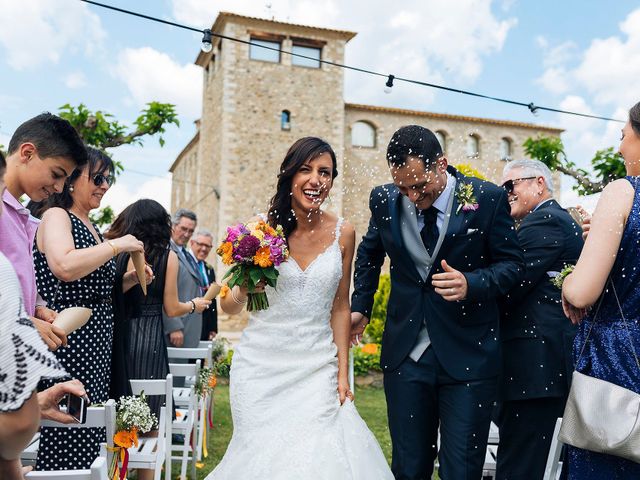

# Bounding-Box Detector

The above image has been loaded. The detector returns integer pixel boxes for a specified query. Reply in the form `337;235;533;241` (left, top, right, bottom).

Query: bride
207;137;393;479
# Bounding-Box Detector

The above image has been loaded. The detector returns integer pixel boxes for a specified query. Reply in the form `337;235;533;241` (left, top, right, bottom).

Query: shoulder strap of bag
577;278;640;369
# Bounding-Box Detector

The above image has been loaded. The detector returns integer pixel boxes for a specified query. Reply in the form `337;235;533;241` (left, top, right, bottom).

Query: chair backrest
543;417;564;480
169;359;201;379
40;399;116;449
129;373;173;480
167;345;213;366
25;456;108;479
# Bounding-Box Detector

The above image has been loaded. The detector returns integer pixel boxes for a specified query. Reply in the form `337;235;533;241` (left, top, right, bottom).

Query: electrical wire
79;0;624;124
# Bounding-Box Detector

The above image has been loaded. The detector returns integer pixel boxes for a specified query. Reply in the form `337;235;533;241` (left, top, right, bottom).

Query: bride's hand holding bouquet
217;219;289;311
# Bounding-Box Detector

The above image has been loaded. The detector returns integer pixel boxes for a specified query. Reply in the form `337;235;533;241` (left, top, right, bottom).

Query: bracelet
189;300;196;314
107;240;119;257
231;286;247;305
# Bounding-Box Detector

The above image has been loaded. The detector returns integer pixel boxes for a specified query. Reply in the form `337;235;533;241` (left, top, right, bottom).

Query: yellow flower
220;285;230;299
253;229;265;241
361;343;379;355
217;242;234;265
254;247;272;267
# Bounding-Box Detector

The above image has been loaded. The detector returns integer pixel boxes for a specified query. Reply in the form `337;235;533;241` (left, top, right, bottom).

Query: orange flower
208;375;217;389
217;242;234;265
361;343;379;355
220;285;230;299
253;246;272;268
114;428;138;448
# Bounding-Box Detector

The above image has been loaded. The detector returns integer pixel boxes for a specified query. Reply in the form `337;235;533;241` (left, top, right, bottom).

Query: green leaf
249;267;263;286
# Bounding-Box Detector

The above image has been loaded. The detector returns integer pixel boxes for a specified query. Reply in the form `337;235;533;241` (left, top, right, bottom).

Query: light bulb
384;74;394;94
201;29;213;53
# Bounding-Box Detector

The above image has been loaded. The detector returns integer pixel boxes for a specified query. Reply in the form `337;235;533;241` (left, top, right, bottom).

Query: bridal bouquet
216;219;289;311
109;393;158;480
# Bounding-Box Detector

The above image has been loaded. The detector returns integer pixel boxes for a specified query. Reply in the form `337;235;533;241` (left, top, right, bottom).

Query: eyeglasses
193;240;213;250
501;176;537;194
83;173;115;187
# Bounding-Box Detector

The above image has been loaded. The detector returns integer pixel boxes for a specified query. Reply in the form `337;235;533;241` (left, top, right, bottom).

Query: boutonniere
455;182;479;214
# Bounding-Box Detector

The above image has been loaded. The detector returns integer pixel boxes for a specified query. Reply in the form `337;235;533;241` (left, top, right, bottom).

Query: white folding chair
25;456;109;479
481;422;500;479
543;418;564;480
169;361;199;480
167;345;213;462
24;400;116;478
128;374;173;480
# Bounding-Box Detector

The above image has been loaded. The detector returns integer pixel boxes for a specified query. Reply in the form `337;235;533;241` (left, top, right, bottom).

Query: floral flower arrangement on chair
109;393;157;480
216;220;289;311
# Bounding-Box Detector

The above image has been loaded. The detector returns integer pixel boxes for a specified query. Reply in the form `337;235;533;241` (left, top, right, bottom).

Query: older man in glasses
495;159;583;480
189;229;218;340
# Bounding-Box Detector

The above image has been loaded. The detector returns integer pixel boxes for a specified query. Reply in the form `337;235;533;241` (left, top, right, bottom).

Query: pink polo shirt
0;190;40;316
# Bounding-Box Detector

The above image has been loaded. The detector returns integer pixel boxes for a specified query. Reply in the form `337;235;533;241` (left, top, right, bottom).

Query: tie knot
422;207;438;221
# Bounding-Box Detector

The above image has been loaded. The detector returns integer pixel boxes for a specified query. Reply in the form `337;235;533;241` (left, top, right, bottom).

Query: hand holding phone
38;380;89;424
65;392;88;424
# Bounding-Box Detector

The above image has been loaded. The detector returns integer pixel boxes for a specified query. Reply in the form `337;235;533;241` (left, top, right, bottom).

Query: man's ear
18;142;37;163
438;156;449;172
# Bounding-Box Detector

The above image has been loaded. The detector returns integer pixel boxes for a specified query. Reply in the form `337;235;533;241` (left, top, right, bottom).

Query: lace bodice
250;217;344;329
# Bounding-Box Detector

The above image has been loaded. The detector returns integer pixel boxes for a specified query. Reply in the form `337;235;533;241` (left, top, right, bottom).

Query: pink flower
462;203;479;212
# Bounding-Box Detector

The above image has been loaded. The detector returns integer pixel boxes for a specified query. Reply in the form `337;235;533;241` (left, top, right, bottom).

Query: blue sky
1;0;638;213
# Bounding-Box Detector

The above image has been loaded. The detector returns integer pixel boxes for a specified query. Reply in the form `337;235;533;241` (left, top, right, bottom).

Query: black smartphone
65;393;87;424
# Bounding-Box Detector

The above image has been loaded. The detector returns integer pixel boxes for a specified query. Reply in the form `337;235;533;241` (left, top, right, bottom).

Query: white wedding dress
207;219;393;479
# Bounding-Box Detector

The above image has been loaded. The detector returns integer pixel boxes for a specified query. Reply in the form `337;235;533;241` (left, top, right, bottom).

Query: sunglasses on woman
501;176;537;194
83;173;115;187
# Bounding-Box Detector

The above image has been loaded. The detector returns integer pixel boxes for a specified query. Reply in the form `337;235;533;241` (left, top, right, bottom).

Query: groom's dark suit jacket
499;199;583;401
352;167;524;380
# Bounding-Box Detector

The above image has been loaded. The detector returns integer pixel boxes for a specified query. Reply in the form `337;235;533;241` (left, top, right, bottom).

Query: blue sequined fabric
567;177;640;479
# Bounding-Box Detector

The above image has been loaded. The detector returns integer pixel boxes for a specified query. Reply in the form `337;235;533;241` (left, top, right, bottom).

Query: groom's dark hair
386;125;443;170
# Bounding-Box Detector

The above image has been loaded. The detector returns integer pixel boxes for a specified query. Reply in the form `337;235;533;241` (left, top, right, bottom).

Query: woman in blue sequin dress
562;101;640;479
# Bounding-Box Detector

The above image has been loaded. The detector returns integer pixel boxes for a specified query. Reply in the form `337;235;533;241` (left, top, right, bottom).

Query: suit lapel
388;188;423;281
435;168;474;262
172;240;201;282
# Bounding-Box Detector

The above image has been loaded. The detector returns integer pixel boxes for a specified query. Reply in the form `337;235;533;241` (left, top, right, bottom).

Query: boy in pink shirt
0;113;87;349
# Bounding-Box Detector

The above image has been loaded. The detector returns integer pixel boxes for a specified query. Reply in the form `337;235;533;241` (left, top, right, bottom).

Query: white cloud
113;47;202;118
537;8;640;111
0;0;105;70
102;173;172;216
64;71;87;89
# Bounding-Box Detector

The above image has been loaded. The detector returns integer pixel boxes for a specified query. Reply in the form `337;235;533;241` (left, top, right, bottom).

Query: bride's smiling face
290;153;334;212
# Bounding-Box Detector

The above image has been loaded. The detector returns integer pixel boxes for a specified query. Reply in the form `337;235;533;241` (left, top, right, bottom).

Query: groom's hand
432;259;468;301
350;312;369;346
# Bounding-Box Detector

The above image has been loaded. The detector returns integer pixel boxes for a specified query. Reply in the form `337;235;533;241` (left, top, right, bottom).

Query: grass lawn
190;384;392;479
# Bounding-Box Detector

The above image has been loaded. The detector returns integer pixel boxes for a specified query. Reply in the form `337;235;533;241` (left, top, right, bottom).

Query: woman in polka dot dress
32;147;145;470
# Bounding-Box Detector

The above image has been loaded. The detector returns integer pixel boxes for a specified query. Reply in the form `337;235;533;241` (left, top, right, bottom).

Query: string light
384;75;394;94
79;0;625;124
201;29;213;53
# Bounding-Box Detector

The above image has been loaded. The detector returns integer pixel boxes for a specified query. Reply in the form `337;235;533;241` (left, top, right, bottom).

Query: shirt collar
3;189;40;223
533;197;554;212
432;172;454;213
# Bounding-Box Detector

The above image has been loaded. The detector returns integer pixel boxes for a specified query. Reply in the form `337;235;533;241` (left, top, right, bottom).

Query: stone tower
170;12;356;245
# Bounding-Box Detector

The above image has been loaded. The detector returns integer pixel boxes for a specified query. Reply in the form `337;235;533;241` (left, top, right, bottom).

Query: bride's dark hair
267;137;338;239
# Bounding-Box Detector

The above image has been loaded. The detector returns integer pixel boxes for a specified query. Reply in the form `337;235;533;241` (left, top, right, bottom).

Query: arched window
435;130;447;153
500;137;512;161
351;121;376;148
466;134;480;158
281;110;291;131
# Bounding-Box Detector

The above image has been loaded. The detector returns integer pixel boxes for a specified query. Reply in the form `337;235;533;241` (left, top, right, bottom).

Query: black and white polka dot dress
34;211;115;470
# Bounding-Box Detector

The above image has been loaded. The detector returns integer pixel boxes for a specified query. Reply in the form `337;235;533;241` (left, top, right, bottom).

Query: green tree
364;274;390;344
58;102;179;226
523;135;624;195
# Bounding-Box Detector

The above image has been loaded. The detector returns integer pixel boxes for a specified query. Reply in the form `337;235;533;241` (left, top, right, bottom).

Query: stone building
170;11;562;256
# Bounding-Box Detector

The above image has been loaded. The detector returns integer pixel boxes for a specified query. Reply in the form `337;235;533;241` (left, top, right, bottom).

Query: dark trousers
494;396;566;480
384;347;497;480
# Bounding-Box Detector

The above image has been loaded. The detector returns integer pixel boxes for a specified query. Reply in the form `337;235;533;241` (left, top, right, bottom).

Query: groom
351;125;524;479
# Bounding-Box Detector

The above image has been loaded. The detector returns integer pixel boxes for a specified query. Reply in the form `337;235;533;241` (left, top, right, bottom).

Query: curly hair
105;199;171;261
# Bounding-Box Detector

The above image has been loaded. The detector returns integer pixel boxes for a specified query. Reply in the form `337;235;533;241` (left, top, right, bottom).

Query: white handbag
559;280;640;464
